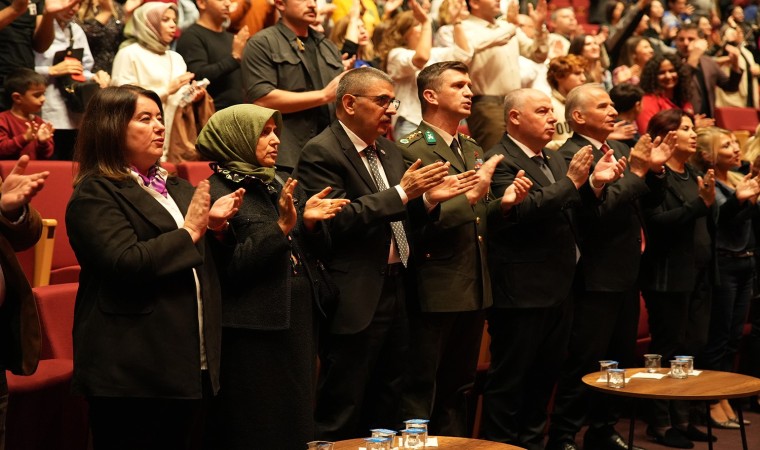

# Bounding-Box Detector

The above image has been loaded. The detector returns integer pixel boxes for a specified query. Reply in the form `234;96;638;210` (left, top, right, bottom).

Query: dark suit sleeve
66;178;204;283
296;139;408;238
487;151;581;227
645;196;710;230
0;206;41;252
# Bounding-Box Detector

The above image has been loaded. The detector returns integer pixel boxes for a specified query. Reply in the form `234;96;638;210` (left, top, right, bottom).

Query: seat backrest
32;282;77;360
715;107;760;133
1;161;79;284
176;162;213;186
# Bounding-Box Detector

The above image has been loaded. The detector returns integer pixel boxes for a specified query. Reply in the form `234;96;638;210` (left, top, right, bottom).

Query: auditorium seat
0;161;79;286
176;161;214;186
636;294;651;363
714;106;760;133
6;283;88;450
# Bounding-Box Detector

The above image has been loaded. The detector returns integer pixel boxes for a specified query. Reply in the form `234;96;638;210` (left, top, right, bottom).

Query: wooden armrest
32;218;57;288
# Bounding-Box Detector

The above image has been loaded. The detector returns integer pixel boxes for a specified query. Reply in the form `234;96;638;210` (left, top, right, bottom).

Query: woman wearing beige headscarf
111;2;202;156
197;104;348;449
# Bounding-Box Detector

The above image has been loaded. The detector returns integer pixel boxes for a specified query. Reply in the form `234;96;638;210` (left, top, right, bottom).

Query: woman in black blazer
641;108;716;448
65;85;243;450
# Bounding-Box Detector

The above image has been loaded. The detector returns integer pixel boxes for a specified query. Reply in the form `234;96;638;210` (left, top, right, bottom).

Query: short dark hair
609;83;644;113
74;85;163;185
646;108;689;139
3;68;46;106
416;61;469;113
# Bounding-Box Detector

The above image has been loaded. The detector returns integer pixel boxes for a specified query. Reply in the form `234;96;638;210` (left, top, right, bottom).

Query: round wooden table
332;436;524;449
582;368;760;450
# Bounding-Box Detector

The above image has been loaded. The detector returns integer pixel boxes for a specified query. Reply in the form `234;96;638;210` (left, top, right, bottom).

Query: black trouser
484;300;572;450
399;309;486;436
549;289;640;443
314;270;408;441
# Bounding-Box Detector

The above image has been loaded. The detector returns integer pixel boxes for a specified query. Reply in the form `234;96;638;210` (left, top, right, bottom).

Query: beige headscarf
121;2;177;54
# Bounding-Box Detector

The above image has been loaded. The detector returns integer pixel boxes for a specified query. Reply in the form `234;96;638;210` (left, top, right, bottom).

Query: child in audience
0;68;54;160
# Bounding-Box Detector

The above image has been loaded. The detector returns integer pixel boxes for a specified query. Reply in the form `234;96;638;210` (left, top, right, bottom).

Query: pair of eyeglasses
351;94;401;110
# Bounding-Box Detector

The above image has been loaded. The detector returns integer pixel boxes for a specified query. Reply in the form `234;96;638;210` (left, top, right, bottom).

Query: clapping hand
566;147;593;189
183;180;211;243
208;187;245;231
629;134;653;178
0;155;48;220
465;154;503;205
651;131;677;168
592;146;627;185
400;160;450;199
303;186;351;231
501;169;532;212
735;173;760;202
697;169;715;207
425;170;479;204
36;122;54;143
277;178;298;236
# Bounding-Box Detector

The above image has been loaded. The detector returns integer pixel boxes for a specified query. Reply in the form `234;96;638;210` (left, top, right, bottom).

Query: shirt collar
339;120;375;154
578;133;606;150
508;135;543;159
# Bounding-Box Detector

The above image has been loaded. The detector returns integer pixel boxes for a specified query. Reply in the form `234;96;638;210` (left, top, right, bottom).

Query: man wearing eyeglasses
295;67;467;440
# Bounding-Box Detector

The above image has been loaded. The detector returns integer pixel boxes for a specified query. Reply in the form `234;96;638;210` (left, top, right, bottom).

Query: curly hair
546;54;588;91
639;53;692;108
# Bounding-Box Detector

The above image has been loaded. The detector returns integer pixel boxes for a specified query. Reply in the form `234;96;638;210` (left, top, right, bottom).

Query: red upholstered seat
715;107;760;133
6;283;87;450
0;161;79;286
176;161;214;186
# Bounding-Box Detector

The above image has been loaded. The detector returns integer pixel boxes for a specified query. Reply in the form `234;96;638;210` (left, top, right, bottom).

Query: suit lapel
502;137;552;187
114;179;183;233
331;122;378;192
376;138;403;186
460;135;480;172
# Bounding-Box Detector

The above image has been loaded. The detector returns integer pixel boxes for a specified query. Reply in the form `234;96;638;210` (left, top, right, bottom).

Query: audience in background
176;0;250;111
0;68;54;159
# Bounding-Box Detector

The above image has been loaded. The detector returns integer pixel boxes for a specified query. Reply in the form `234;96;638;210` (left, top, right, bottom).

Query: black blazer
294;121;416;334
208;170;328;330
485;134;582;309
66;175;222;399
640;164;716;292
559;134;665;292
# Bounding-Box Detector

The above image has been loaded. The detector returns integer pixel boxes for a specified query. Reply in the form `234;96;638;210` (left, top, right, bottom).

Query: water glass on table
644;354;662;373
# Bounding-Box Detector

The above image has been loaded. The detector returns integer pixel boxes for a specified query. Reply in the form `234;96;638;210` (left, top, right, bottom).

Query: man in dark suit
396;61;528;436
483;88;624;450
674;23;742;118
0;155;47;449
547;84;671;450
294;67;456;440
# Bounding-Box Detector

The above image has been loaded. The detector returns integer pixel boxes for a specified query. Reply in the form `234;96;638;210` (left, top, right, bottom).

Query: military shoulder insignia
459;132;477;143
424;130;437;144
398;130;422;146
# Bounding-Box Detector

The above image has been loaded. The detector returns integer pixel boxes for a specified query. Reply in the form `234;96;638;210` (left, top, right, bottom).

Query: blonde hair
693;127;744;185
